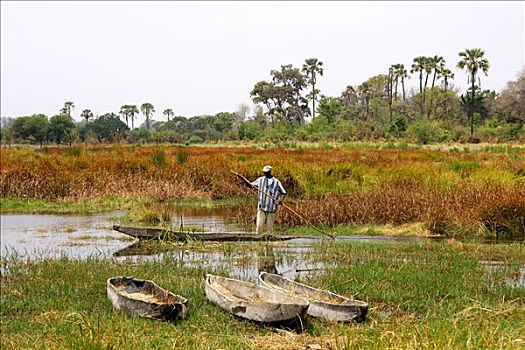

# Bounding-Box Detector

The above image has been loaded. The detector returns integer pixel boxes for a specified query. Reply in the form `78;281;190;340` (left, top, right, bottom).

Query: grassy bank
0;197;250;215
1;240;524;349
0;197;132;214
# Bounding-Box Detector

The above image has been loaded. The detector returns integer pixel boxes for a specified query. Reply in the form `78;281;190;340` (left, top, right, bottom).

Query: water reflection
257;244;278;275
113;241;334;281
481;260;525;288
2;212;523;286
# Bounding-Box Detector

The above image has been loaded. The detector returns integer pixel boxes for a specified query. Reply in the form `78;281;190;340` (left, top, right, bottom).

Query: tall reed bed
1;145;524;238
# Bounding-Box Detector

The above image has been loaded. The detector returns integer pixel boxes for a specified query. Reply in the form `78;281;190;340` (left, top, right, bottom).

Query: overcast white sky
1;1;524;124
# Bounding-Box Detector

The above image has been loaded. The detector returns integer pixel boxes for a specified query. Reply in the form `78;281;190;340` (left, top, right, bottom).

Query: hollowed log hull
204;274;308;323
258;272;368;322
107;276;188;321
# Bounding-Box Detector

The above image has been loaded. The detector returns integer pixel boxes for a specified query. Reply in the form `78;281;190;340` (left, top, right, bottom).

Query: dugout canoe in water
204;274;309;323
258;272;368;322
107;276;188;321
113;225;295;242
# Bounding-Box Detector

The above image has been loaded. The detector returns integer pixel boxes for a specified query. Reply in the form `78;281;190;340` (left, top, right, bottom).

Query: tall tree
411;56;426;107
10;114;50;147
302;58;324;118
141;103;155;130
427;56;445;117
457;48;490;136
87;113;129;143
390;64;403;101
250;81;277;125
251;64;309;126
357;82;371;118
438;68;455;91
127;105;139;129
80;109;93;123
429;55;445;90
119;105;130;127
387;67;394;121
49;114;75;146
60;101;75;117
394;64;408;101
163;108;174;122
497;67;525;124
422;56;433;101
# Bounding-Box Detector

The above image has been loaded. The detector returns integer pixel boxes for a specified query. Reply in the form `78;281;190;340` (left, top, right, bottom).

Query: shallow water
2;213;523;284
481;260;525;288
0;212;130;260
0;212;422;280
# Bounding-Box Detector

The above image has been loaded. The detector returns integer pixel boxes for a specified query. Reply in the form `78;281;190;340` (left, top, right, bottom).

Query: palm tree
438;68;455;91
391;64;407;101
390;64;399;101
396;64;408;101
429;55;445;90
427;56;445;117
301;58;324;118
411;57;427;112
163;108;174;122
457;48;490;136
357;82;370;118
127;105;139;129
61;101;75;116
422;57;433;101
141;103;155;130
411;57;426;97
119;105;130;127
80;109;93;123
387;67;394;121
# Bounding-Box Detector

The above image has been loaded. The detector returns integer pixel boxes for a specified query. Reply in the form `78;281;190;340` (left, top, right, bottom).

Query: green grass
0;197;132;214
0;196;252;215
1;241;524;349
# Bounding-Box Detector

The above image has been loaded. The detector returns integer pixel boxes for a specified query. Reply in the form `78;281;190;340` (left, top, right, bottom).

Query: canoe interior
258;272;368;322
107;276;188;321
109;277;185;305
113;225;295;242
206;274;308;305
259;272;350;305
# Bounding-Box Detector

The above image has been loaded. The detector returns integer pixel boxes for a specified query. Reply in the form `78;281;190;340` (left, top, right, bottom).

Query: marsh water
1;212;524;286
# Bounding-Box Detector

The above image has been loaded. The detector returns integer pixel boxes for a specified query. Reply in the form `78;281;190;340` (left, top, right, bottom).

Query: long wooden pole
231;170;335;239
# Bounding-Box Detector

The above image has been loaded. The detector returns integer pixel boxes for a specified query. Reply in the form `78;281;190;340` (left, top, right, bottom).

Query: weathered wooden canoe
258;272;368;322
107;276;188;321
113;225;295;242
204;274;309;323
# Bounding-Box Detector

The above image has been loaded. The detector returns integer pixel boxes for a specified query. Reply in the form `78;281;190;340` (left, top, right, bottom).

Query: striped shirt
251;176;287;213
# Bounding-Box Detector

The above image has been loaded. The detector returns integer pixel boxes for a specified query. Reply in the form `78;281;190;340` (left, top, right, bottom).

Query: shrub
189;135;203;144
151;148;166;167
388;115;407;137
176;148;189;164
63;146;82;157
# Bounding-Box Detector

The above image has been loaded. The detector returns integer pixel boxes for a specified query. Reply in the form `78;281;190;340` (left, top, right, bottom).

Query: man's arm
277;180;286;195
250;177;260;188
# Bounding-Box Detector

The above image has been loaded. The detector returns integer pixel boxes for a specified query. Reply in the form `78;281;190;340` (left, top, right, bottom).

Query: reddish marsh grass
1;145;523;238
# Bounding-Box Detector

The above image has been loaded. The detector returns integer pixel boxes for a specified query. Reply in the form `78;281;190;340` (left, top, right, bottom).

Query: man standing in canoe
250;165;287;235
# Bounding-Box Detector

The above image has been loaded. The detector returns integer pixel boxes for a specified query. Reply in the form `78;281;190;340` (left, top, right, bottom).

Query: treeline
1;48;524;146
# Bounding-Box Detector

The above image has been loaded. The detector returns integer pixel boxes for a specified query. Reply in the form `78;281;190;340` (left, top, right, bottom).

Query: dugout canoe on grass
113;225;295;242
204;274;309;323
258;272;368;322
107;276;188;321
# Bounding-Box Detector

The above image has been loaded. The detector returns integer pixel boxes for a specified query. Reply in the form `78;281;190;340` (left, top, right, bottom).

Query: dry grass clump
276;182;525;239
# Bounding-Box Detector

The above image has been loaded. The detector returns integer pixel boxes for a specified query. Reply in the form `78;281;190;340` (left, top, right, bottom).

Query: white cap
262;165;272;172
